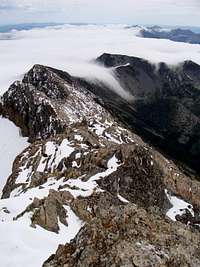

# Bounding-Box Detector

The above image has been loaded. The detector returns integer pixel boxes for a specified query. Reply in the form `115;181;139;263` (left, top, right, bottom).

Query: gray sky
0;0;200;26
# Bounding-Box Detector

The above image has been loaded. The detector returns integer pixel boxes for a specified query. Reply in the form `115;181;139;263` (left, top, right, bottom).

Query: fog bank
0;24;199;97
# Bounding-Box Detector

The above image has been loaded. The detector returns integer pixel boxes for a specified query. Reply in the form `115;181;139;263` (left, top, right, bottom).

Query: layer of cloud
0;24;200;98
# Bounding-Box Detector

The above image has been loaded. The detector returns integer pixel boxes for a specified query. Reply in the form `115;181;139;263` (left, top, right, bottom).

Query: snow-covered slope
0;117;28;196
0;65;137;266
0;123;125;267
0;195;83;267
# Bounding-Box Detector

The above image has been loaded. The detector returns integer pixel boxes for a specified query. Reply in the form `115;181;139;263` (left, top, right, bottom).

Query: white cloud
0;24;200;98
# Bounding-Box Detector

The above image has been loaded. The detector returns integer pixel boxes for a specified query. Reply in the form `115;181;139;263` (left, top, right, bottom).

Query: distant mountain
139;26;200;44
0;22;63;33
179;26;200;34
0;22;100;33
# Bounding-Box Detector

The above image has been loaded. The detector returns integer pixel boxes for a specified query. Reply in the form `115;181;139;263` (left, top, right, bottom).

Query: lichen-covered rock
2;113;200;220
98;144;168;209
43;199;200;267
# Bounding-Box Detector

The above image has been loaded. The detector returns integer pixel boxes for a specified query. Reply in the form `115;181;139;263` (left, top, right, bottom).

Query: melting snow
75;152;81;159
74;134;83;142
105;132;122;144
93;124;105;135
35;139;75;175
64;155;120;198
16;167;32;184
0;153;120;267
54;139;74;166
117;194;129;203
165;189;194;221
72;161;80;168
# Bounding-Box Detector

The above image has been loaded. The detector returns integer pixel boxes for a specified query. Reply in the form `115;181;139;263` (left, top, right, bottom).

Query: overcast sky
0;0;200;26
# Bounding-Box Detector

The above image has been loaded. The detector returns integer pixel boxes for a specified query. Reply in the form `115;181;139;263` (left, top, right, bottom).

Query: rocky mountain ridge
139;27;200;44
1;55;200;266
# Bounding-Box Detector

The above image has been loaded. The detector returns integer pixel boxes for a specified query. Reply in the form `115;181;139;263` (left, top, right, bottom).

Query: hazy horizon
0;0;199;27
0;21;200;27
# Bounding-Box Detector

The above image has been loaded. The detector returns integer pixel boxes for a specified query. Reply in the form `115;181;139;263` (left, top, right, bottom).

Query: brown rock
43;198;200;267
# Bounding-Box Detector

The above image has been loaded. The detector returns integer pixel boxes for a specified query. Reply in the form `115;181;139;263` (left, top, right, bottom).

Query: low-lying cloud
0;24;200;98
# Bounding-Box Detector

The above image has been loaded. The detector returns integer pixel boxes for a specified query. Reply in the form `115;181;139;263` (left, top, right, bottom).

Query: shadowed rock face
2;81;66;141
95;53;200;174
1;65;72;141
97;144;168;209
1;64;112;142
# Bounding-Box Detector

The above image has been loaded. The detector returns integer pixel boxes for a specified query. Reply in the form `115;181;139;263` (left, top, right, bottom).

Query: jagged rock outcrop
1;119;137;198
2;78;67;141
3;112;200;222
43;196;200;267
98;143;167;209
1;64;110;141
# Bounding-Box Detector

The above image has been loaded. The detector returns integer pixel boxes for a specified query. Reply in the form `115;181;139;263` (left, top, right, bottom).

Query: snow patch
64;155;120;198
117;194;129;203
165;190;193;221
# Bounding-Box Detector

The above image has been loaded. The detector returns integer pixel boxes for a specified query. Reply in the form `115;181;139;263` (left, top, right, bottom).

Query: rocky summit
1;54;200;267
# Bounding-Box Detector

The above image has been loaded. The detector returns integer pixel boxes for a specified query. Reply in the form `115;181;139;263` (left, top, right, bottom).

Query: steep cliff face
96;53;200;173
1;59;200;267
